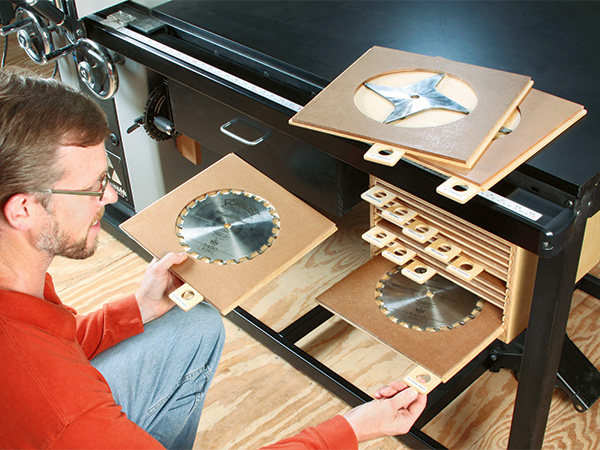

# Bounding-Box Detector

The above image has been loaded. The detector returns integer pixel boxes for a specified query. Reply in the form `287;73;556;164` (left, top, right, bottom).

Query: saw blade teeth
175;189;280;265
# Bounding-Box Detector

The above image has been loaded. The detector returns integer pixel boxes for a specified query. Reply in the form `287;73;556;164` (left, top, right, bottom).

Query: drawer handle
360;185;396;207
382;203;417;227
401;261;436;284
362;226;396;248
169;283;204;311
364;142;405;166
382;243;416;266
404;366;441;394
447;256;484;281
425;239;462;262
220;118;268;146
402;220;438;244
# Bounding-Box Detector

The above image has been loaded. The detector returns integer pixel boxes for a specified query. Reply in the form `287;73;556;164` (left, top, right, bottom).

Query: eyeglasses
33;171;110;199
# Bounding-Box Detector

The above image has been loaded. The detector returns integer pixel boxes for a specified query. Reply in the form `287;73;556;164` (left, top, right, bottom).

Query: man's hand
343;381;427;442
135;252;188;324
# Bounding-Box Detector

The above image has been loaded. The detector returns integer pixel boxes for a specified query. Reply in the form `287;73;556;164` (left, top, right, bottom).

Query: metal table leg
508;218;587;449
227;306;447;449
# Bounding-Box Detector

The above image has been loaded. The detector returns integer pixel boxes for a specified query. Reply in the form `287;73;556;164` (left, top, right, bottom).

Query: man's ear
2;194;38;231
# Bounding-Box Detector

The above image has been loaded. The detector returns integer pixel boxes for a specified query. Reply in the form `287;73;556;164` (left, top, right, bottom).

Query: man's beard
36;208;103;260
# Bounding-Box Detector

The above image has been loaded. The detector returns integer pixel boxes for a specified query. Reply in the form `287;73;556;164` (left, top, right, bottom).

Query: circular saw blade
176;190;280;264
376;268;483;332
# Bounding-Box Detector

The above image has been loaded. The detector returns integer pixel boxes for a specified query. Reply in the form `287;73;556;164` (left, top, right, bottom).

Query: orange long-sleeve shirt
259;415;358;450
0;274;358;450
0;273;161;449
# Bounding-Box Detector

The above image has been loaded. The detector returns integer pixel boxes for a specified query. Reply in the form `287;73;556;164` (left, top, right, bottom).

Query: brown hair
0;67;110;209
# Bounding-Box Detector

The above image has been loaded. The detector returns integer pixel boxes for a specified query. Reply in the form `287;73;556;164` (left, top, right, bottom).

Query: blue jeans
91;302;225;449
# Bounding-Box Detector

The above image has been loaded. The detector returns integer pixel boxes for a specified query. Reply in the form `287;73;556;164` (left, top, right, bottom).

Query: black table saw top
151;0;599;200
152;1;600;196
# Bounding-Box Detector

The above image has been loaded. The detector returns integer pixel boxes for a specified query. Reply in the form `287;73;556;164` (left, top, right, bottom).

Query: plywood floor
5;30;600;450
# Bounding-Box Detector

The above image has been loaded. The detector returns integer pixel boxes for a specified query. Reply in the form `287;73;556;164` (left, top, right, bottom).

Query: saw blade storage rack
311;177;541;389
361;178;538;345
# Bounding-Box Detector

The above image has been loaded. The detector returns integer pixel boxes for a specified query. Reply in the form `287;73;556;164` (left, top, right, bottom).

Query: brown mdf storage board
290;46;532;168
412;89;586;203
317;254;504;383
120;154;337;314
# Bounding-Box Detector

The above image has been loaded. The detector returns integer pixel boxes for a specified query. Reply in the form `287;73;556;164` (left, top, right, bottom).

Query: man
0;68;426;449
0;67;225;449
